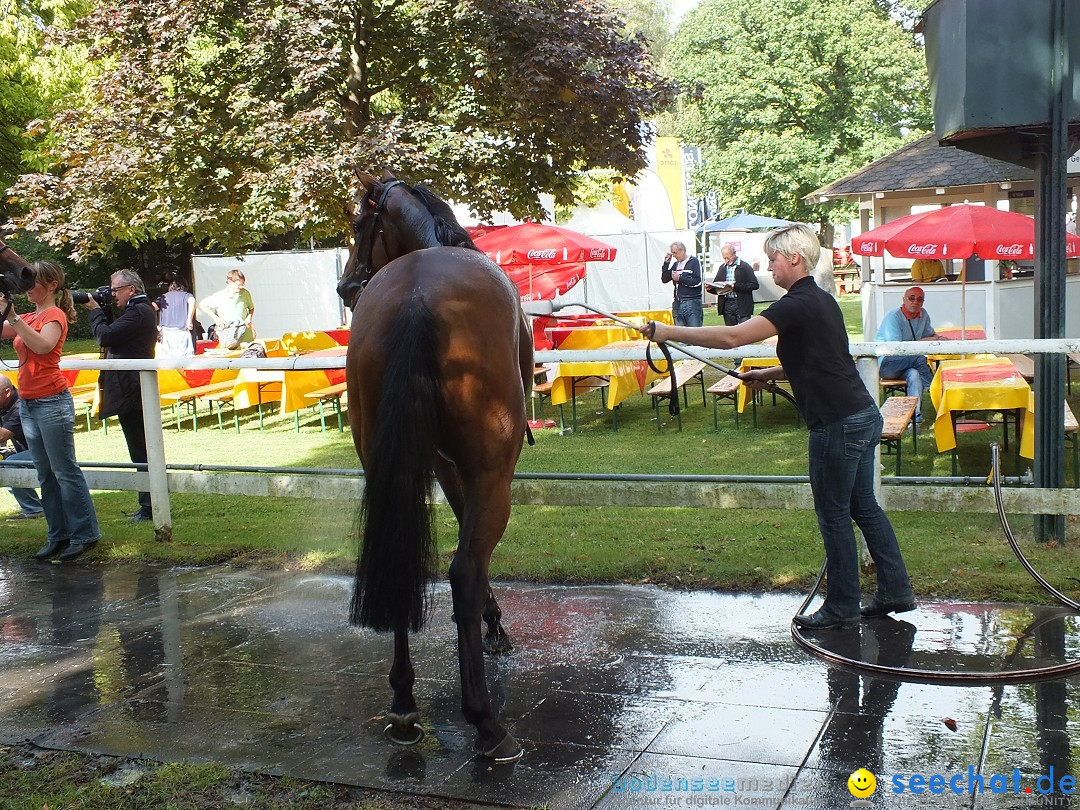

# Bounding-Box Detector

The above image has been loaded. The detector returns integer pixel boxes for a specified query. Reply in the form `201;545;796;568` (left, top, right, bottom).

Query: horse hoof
383;712;425;746
483;631;514;656
479;732;523;763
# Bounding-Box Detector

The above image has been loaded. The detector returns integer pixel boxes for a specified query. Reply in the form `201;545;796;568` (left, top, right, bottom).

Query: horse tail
350;300;441;633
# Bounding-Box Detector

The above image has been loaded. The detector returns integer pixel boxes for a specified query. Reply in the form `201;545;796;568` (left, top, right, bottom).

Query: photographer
83;270;157;523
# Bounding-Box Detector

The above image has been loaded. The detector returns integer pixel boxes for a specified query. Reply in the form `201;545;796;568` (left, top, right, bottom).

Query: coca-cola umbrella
851;204;1080;261
851;204;1080;335
472;221;618;301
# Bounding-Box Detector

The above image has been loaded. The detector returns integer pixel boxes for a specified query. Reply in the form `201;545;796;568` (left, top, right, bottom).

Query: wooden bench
1066;401;1078;488
303;381;348;432
531;379;564;431
707;374;742;431
879;396;918;475
567;376;610;432
880;378;907;398
71;386;104;433
161;380;236;432
1068;353;1080;394
646;361;706;431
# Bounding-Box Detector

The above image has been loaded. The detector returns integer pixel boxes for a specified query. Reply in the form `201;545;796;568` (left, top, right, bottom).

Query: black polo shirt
760;276;873;429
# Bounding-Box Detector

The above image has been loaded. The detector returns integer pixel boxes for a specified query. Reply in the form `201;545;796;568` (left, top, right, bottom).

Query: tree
8;0;675;257
668;0;931;225
0;0;89;221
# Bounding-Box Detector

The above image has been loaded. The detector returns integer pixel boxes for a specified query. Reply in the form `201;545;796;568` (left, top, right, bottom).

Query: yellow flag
654;137;687;229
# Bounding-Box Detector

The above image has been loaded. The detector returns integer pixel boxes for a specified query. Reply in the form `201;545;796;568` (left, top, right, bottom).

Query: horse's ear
379;169;397;182
355;170;378;195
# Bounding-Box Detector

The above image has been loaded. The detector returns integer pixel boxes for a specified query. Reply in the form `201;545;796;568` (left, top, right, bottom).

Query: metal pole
139;370;172;541
1033;0;1071;544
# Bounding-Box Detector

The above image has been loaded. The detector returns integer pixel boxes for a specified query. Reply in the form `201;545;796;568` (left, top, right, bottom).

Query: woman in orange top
2;261;99;561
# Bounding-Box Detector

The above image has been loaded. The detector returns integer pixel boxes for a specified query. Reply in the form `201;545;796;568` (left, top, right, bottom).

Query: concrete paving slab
0;559;1078;809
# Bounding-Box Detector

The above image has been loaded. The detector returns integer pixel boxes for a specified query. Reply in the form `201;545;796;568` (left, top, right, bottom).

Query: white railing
0;339;1074;540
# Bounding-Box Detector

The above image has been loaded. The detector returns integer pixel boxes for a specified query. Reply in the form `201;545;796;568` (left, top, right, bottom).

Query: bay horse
337;171;532;763
0;239;39;298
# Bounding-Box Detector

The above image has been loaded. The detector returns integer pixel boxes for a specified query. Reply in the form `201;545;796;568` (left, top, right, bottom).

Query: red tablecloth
941;363;1018;384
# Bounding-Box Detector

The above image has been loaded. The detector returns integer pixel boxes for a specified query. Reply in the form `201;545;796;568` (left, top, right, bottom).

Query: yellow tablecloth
929;357;1034;457
232;347;347;414
736;357;782;413
549;339;666;409
280;330;349;353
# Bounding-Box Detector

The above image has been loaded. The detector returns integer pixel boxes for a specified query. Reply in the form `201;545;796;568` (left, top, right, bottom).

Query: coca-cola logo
527;249;557;260
859;240;879;253
589;248;608;259
907;243;939;256
995;243;1025;256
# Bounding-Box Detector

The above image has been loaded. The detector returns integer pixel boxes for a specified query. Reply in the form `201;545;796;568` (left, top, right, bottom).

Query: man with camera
82;270;157;523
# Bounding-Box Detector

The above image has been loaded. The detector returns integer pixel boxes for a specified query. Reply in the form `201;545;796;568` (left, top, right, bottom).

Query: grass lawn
0;305;1076;606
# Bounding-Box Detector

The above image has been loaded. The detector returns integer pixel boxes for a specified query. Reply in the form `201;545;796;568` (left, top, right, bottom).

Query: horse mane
407;185;478;251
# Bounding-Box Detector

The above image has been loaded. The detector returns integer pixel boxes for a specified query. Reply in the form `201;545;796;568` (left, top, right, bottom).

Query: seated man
876;286;939;421
910;258;946;283
0;377;43;519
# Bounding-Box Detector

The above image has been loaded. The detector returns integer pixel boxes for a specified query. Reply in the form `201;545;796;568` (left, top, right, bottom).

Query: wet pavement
0;561;1078;809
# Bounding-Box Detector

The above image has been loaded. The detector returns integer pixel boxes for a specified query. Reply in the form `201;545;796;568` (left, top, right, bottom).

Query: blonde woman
1;261;100;561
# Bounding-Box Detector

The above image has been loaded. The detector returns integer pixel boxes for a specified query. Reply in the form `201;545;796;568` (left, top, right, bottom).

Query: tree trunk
344;4;371;137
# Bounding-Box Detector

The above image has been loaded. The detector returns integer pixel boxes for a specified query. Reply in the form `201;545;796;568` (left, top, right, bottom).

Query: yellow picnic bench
646;360;705;431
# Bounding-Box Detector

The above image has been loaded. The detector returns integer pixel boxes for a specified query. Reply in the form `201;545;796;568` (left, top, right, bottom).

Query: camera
72;285;113;306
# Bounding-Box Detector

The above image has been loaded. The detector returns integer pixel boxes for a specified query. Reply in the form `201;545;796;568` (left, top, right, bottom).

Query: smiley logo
847;768;877;798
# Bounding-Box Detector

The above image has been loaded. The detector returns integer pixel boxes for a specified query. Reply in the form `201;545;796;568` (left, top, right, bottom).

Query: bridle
352;179;405;302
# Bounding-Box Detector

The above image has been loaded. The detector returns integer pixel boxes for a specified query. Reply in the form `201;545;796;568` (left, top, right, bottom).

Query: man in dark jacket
710;244;759;325
660;241;703;327
84;270;158;523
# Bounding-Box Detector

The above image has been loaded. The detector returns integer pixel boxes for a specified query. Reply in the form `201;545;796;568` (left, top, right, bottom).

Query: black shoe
34;539;69;560
861;597;917;619
793;610;858;630
57;541;96;562
127;512;152;524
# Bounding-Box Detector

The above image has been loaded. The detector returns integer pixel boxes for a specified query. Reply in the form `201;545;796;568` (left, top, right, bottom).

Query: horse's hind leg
435;457;513;656
448;475;522;763
384;622;424;745
482;586;513;655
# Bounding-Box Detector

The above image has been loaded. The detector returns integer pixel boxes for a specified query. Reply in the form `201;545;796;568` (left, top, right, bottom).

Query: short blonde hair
763;224;820;270
226;269;246;283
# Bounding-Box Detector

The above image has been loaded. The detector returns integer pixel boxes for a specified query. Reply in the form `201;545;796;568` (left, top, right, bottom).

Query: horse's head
0;239;40;297
337;171;477;309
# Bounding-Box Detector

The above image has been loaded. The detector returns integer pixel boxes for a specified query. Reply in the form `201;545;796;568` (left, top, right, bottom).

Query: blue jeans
808;405;913;619
3;449;42;514
673;298;703;327
878;356;934;417
20;392;100;545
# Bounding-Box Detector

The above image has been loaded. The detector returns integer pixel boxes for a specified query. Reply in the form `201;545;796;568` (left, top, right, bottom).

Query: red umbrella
851;204;1080;260
473;221;618;266
473;221;618;303
852;203;1080;339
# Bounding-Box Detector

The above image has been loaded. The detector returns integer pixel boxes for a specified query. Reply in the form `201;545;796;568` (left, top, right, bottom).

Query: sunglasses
906;296;925;302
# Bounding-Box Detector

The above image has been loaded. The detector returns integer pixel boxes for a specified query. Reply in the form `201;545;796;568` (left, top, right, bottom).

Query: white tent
562;202;639;235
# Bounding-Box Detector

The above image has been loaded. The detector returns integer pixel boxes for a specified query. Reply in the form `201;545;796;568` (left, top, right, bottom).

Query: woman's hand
638;321;672;343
